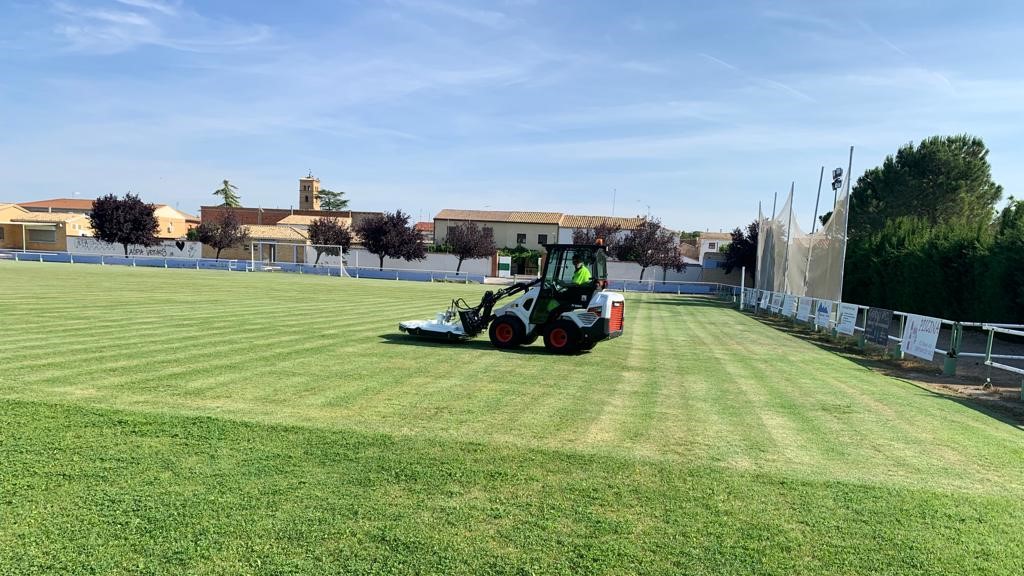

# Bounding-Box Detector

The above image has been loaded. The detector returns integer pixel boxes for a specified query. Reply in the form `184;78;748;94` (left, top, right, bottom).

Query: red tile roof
434;209;562;225
18;198;96;210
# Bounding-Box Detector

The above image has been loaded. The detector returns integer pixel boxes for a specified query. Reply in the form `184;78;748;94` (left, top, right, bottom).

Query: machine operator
571;255;592;285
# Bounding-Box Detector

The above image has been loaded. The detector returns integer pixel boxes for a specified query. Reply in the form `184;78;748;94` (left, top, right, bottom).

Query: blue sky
2;0;1022;231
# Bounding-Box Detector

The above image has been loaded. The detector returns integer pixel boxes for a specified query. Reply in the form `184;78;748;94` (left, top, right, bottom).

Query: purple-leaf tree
445;222;496;272
89;193;160;256
307;217;352;266
355;210;426;271
612;218;679;281
195;209;250;260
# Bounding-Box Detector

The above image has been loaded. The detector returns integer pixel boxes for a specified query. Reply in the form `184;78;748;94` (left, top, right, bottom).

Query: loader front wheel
544;320;581;354
489;316;524;349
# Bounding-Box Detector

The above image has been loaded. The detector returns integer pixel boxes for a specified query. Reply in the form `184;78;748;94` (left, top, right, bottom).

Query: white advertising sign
770;293;783;312
782;295;796;318
67;237;202;259
759;291;770;308
901;314;943;361
837;303;859;335
815;300;833;328
796;298;812;322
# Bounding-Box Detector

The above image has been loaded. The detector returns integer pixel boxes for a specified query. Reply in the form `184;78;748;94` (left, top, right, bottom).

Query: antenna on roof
308;169;313;178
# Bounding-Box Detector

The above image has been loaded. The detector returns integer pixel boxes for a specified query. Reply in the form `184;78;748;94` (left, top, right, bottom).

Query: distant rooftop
434;209;563;225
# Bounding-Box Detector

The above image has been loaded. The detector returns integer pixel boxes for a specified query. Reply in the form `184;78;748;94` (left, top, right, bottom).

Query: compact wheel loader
399;244;624;354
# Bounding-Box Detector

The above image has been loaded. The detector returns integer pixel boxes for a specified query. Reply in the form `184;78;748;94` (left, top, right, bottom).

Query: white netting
756;183;850;301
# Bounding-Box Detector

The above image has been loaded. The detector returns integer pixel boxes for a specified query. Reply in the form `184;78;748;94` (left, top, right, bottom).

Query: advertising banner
815;300;833;328
770;293;783;312
864;308;893;346
837;303;859;335
901;314;943;361
782;295;796;318
797;298;812;322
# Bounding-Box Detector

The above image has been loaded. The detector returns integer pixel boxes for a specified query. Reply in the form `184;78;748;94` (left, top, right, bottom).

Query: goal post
248;240;347;277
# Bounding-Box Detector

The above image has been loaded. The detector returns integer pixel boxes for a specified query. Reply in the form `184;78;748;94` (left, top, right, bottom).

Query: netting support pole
836;145;855;303
781;182;795;294
804;166;825;294
739;266;746;310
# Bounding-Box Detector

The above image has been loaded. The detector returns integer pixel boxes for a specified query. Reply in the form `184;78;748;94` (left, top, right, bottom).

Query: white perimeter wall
314;248;492;275
67;237;203;259
607;260;703;282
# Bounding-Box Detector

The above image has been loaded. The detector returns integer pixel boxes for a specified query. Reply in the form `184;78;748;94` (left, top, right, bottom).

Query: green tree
316;189;349;211
722;220;758;274
213;180;241;207
848;135;1002;237
89;193;160;256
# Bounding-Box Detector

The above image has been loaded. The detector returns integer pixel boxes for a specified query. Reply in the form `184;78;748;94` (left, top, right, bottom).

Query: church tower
299;173;321;210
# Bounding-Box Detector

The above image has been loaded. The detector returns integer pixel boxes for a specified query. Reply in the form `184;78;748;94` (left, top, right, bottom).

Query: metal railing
607;279;739;297
0;248;487;283
740;287;1024;399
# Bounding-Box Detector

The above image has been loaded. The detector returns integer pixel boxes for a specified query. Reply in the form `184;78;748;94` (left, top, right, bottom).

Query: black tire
489;316;524;349
579;340;596;351
522;332;539;346
543;319;582;354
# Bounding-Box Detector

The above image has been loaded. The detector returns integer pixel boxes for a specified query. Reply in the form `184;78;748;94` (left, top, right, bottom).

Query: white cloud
114;0;179;16
390;0;512;29
52;0;270;53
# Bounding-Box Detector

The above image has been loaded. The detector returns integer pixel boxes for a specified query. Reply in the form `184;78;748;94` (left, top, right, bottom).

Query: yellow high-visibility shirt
572;264;592;285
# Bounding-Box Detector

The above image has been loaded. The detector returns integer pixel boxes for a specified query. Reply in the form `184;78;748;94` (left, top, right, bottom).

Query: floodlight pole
836;146;855;302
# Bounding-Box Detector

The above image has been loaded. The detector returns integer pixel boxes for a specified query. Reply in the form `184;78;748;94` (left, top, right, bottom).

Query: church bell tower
299;172;320;210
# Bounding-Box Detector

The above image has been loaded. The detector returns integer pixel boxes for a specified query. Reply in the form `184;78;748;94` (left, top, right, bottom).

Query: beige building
0;204;93;252
433;209;650;251
17;198;198;239
433;209;562;251
697;232;733;263
202;224;310;262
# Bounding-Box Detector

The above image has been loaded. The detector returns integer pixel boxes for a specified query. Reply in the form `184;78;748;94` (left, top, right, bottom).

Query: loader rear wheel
489;316;524;349
544;320;581;354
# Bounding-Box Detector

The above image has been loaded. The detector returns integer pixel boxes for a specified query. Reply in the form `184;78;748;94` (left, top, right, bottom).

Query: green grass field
1;261;1023;575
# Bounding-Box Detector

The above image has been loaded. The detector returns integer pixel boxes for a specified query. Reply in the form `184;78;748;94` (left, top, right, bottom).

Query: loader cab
530;244;607;325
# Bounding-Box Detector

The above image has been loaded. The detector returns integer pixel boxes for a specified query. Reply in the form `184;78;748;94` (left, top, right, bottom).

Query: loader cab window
533;245;606;325
542;247;605;286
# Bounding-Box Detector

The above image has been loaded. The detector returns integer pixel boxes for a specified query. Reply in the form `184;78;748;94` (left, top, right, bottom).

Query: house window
708;242;717;250
0;227;4;240
538;234;548;245
28;229;56;243
305;195;309;202
516;233;527;245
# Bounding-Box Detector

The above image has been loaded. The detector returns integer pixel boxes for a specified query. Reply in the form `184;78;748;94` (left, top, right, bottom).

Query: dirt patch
752;313;1024;427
